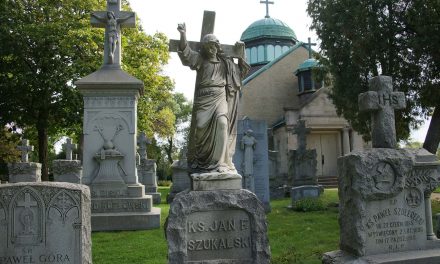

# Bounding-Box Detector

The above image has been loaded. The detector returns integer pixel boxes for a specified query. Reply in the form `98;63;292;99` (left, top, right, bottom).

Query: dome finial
260;0;274;18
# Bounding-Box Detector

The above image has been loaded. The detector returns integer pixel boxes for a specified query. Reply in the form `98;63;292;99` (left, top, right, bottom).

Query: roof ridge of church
243;42;304;85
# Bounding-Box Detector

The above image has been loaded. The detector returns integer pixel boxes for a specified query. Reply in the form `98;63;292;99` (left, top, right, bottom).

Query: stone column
342;127;351;155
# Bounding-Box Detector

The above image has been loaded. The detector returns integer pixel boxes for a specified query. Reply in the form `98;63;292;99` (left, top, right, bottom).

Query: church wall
239;46;309;126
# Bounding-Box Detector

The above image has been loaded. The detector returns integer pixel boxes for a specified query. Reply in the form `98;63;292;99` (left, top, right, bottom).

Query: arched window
267;45;275;61
275;45;282;58
257;45;265;62
282;46;289;53
245;48;251;64
251;47;257;64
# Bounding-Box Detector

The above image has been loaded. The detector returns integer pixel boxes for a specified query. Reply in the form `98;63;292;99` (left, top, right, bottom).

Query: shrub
291;197;327;212
158;180;172;187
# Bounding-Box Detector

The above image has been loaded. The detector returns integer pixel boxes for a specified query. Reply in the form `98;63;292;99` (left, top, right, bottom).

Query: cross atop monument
358;75;406;148
293;120;311;152
91;0;136;66
260;0;274;18
137;132;151;160
168;11;245;59
304;37;317;59
63;138;77;160
17;139;33;163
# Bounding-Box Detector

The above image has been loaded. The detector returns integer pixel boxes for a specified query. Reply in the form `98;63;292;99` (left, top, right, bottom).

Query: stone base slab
8;162;42;183
91;196;153;213
146;192;161;204
323;249;440;264
92;207;161;231
290;185;324;202
191;172;242;191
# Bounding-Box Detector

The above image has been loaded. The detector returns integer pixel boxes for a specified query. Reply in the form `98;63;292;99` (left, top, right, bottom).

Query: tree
307;0;440;152
0;0;175;180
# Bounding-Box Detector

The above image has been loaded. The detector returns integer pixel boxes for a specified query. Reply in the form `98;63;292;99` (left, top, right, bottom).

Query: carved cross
304;37;317;59
91;0;136;66
260;0;274;18
168;11;245;59
63;138;77;160
17;139;33;163
358;76;406;148
18;192;38;209
293;120;311;152
137;132;151;160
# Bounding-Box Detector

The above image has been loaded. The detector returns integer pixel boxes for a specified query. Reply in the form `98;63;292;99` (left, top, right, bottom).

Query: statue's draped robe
178;44;249;172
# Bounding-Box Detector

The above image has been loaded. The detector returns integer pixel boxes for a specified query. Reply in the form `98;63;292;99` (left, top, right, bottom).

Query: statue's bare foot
217;166;228;173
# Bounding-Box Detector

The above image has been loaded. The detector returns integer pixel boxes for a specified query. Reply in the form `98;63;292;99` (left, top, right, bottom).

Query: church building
238;2;367;189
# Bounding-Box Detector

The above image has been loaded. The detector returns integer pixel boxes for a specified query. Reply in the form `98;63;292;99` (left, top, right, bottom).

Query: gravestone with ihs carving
323;76;440;264
0;182;91;264
74;0;160;231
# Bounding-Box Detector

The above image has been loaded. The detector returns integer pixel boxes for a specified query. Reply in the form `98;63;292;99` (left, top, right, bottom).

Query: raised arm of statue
177;23;187;51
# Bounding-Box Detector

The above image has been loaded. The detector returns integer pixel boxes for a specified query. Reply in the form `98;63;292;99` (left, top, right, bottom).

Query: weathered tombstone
323;76;440;263
137;132;161;204
0;182;91;263
233;118;271;212
289;120;323;203
167;146;191;203
8;139;41;183
74;0;160;231
53;138;83;184
166;11;270;264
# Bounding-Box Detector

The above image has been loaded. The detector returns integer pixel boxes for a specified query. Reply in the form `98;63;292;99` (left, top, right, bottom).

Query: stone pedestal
166;189;271;264
323;148;440;263
7;162;41;183
138;159;161;204
167;159;191;203
0;182;91;264
191;172;242;191
52;160;82;184
75;66;160;231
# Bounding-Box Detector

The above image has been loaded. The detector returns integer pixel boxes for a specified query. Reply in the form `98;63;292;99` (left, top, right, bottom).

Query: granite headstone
53;138;83;184
8;139;41;183
137;132;161;204
167;147;191;203
0;182;91;264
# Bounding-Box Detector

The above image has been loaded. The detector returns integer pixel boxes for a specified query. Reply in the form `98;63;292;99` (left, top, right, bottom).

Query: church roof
243;42;304;85
240;17;297;42
295;58;320;74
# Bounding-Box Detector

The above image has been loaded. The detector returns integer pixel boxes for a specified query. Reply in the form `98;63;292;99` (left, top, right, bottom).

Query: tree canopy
0;0;175;179
307;0;440;151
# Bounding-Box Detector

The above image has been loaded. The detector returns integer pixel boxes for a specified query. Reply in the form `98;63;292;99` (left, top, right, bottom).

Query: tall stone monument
0;182;91;264
53;138;83;184
233;118;271;212
8;139;41;183
137;132;161;204
166;11;270;263
289;120;322;202
323;76;440;263
74;0;160;231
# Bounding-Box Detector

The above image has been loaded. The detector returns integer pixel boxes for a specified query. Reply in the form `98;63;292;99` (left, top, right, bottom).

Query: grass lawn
91;187;440;264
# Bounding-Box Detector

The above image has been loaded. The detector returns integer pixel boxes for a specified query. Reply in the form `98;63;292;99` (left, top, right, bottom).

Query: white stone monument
74;0;160;231
53;138;83;184
137;132;161;204
0;182;91;263
8;139;41;183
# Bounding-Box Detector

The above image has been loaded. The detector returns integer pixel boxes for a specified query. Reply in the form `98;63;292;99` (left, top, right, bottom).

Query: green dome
295;58;319;74
240;17;297;42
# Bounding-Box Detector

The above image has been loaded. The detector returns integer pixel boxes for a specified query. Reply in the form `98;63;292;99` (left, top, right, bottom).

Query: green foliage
307;0;440;142
291;197;327;212
157;180;172;187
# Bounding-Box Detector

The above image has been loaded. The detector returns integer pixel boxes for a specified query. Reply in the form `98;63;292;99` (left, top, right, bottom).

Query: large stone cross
91;0;136;66
168;11;244;59
63;138;77;160
305;37;317;59
137;132;151;160
293;120;311;152
17;139;33;163
358;75;406;148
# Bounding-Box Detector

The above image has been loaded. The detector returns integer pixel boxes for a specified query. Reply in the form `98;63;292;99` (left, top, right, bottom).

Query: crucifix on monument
293;120;311;152
168;11;245;59
358;76;406;148
91;0;136;66
260;0;274;18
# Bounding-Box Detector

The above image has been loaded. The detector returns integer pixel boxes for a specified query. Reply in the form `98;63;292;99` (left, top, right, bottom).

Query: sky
127;0;429;142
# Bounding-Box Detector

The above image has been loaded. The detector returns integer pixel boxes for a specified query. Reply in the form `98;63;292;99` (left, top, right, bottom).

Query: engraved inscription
186;210;252;261
92;199;149;213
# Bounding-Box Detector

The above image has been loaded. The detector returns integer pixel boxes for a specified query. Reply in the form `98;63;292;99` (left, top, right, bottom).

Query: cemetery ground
90;187;440;264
